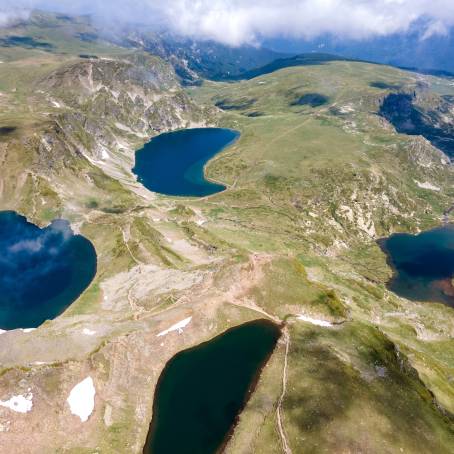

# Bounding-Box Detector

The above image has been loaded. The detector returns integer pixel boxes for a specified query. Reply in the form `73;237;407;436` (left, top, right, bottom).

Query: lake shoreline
378;224;454;307
133;128;240;198
143;318;282;454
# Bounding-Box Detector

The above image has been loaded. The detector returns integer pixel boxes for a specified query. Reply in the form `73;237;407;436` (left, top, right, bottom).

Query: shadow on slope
379;93;454;159
0;36;54;50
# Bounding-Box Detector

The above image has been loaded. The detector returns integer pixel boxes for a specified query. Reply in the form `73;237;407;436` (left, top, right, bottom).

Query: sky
1;0;454;46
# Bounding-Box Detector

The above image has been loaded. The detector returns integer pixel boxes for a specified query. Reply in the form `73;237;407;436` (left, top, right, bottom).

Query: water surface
0;211;97;329
144;319;281;454
379;225;454;306
133;128;239;197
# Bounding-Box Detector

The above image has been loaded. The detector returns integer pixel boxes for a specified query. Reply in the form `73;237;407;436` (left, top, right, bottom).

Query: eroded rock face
405;136;450;168
34;55;209;174
0;52;213;216
379;91;454;159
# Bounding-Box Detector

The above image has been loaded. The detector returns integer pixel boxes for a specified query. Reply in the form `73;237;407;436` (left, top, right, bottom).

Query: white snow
51;100;62;108
100;147;109;160
66;377;96;422
82;328;96;336
0;330;6;335
157;317;192;337
21;328;35;333
0;393;33;413
297;314;333;327
415;180;441;191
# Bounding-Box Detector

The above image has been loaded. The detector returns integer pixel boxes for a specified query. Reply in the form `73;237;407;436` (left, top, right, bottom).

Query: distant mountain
225;53;366;80
0;11;287;85
121;29;288;84
264;28;454;75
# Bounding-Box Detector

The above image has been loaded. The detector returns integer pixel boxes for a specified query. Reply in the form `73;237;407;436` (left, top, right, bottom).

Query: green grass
0;19;454;452
249;256;347;320
283;322;454;453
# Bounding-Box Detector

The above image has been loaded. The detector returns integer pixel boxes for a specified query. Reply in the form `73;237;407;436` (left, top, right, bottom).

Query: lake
379;225;454;306
133;128;240;197
144;319;281;454
0;211;97;330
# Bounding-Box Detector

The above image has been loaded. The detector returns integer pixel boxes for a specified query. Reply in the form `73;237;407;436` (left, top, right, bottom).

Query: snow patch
100;147;109;160
0;393;33;413
157;317;192;337
21;328;35;333
67;377;96;422
82;328;96;336
297;314;333;327
415;180;440;191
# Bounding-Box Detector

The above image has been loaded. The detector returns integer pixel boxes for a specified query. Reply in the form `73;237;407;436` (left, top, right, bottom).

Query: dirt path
277;327;292;454
228;253;292;453
121;224;142;266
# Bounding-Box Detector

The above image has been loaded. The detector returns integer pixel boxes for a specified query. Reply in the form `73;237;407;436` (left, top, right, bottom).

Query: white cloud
421;20;449;40
2;1;454;45
0;4;30;27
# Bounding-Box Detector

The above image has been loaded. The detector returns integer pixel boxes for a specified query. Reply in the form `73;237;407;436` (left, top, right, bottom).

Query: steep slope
123;30;287;84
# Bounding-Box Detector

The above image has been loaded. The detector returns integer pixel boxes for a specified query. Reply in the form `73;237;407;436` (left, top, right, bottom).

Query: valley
0;12;453;454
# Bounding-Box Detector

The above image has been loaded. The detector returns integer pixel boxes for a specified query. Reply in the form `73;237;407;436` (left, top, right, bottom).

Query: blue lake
0;211;97;330
380;225;454;306
144;319;281;454
132;128;239;197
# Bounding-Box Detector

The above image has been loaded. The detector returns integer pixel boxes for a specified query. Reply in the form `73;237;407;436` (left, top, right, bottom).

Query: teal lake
380;225;454;306
144;319;281;454
0;211;97;330
133;128;239;197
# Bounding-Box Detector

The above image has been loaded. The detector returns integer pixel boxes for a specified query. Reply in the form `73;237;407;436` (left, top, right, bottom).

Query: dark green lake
144;319;281;454
0;211;97;330
379;224;454;306
132;128;239;197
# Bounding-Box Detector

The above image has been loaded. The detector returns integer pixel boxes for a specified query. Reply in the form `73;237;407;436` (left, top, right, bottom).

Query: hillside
0;14;453;453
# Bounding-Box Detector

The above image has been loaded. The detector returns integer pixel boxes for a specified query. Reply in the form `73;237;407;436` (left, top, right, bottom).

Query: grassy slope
0;15;453;452
189;62;454;452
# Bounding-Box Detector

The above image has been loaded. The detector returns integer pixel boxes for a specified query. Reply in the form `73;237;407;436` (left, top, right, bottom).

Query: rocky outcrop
30;53;211;197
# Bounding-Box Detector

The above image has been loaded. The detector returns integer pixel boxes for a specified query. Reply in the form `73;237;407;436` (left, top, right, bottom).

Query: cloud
2;1;454;45
0;2;30;27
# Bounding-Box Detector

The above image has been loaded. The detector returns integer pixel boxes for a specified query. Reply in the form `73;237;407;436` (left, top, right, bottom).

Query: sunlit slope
189;62;454;453
0;18;453;452
192;61;454;243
